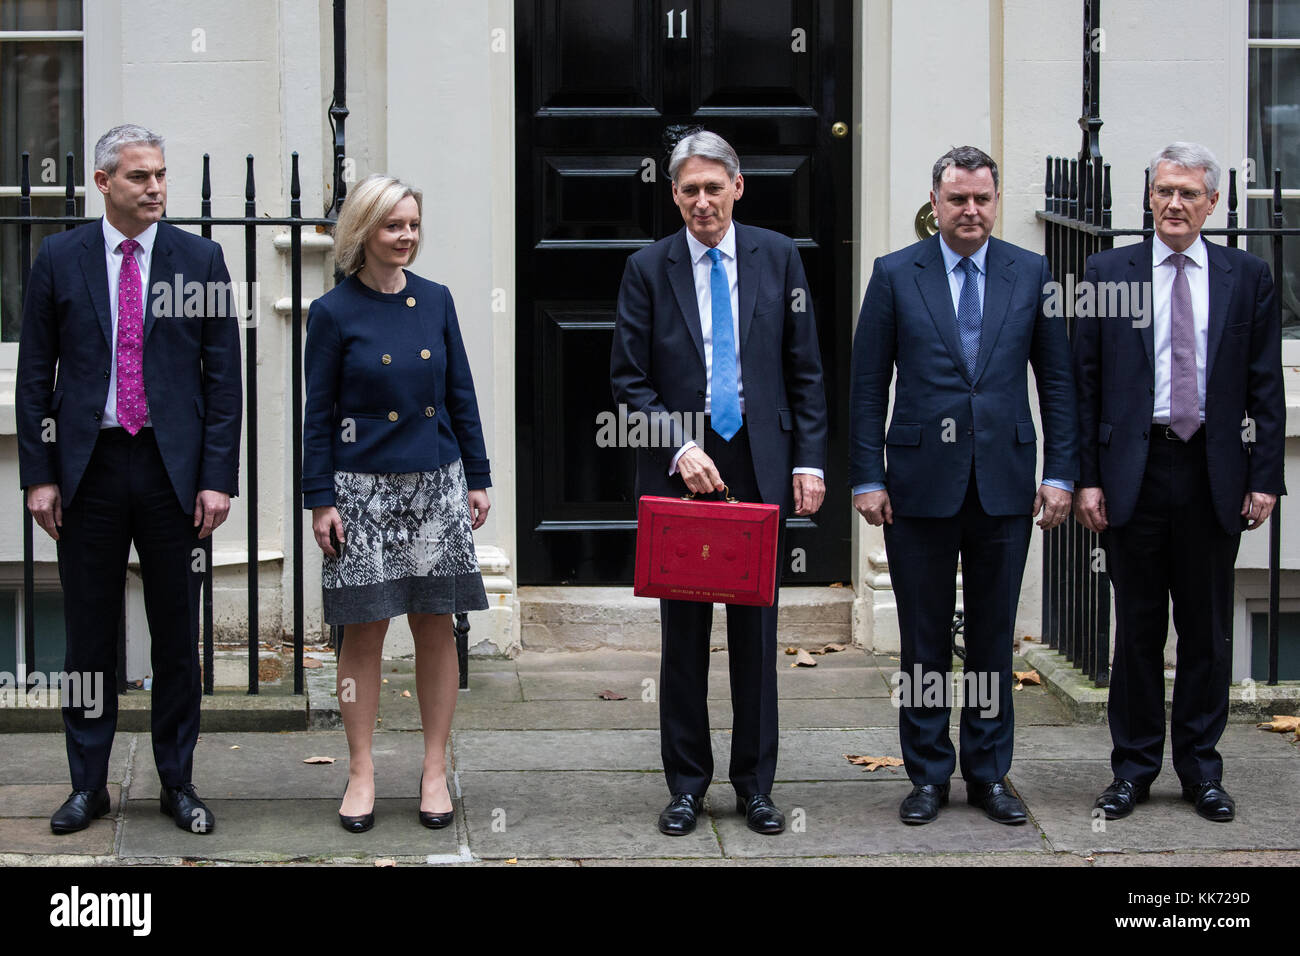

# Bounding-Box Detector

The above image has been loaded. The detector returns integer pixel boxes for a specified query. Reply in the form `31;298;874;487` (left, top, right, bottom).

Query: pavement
1;646;1298;866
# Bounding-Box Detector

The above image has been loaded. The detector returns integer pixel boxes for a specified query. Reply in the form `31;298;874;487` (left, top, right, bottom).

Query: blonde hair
333;174;423;275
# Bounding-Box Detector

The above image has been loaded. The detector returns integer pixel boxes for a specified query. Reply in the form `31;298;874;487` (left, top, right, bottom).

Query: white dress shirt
669;223;822;480
102;218;158;429
1150;233;1209;424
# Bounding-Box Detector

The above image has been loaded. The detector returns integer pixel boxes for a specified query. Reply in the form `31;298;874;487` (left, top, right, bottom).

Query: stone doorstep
1022;642;1300;725
0;689;309;733
518;585;854;651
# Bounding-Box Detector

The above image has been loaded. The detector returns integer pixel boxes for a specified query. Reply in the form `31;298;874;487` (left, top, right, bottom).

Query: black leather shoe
1094;778;1149;820
657;793;701;836
50;788;111;834
736;793;785;834
418;772;454;830
1182;779;1235;822
899;783;949;825
338;781;375;833
160;783;215;834
967;779;1028;825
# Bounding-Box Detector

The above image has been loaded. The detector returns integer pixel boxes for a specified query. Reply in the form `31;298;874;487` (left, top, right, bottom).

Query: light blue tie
707;247;741;441
957;257;981;377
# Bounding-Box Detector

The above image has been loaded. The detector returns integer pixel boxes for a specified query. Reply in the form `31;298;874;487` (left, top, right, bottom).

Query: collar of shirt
1152;232;1206;271
102;217;159;258
685;221;737;266
938;234;989;277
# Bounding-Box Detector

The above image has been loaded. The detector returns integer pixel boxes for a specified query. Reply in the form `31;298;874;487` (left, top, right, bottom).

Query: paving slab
707;780;1047;857
117;796;464;862
0;732;132;784
1012;757;1300;854
0;817;116;856
453;729;662;772
451;699;664;730
458;770;722;859
0;784;124;818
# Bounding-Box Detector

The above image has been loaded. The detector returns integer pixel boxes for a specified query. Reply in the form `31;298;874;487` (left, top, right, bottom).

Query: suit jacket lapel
914;237;970;384
735;222;758;350
80;219;113;349
144;222;172;344
666;228;706;368
971;239;1014;384
1132;239;1155;373
1204;240;1234;386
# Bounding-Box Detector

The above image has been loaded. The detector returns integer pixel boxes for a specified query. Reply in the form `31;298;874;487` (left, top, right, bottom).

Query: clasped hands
676;446;824;516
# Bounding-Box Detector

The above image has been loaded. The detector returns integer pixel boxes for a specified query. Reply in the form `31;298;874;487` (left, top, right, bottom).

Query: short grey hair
1148;142;1220;194
932;146;999;193
668;131;740;181
94;124;165;175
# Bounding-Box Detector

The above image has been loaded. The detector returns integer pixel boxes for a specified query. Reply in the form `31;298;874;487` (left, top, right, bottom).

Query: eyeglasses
1152;186;1207;202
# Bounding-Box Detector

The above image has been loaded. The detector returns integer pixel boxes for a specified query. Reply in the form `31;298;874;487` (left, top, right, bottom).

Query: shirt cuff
668;441;697;476
1042;478;1074;493
792;468;824;479
853;482;886;495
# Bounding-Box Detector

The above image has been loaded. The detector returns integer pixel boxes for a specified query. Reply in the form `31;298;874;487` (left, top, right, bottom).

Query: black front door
515;0;852;585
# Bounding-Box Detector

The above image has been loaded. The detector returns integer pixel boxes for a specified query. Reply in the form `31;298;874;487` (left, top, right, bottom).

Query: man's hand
853;489;892;526
468;489;491;531
1032;484;1072;530
793;474;825;516
1242;491;1277;531
26;483;62;540
193;490;231;539
676;446;725;496
312;506;345;557
1073;486;1107;533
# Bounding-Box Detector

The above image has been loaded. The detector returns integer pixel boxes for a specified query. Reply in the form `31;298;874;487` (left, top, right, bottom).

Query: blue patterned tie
957;256;981;377
707;247;741;441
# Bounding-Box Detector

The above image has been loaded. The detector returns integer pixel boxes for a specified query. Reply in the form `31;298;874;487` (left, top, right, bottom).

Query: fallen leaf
230;745;240;750
302;755;335;764
828;582;844;588
382;678;389;684
794;649;818;667
597;690;627;700
1013;669;1041;690
505;858;518;865
400;690;412;698
374;859;396;867
302;658;323;669
813;642;848;655
1256;715;1300;733
784;647;798;655
844;754;904;773
1022;635;1036;643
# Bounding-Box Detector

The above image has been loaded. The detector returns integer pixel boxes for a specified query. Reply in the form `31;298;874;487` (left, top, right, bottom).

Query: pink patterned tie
1167;253;1198;441
116;238;147;434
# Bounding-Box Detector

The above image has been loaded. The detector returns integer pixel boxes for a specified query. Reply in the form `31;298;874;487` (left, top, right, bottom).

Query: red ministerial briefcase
634;491;780;607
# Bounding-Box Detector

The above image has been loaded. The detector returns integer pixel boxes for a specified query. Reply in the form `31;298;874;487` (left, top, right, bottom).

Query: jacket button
420;349;431;360
1141;430;1148;439
381;354;392;365
1149;387;1154;395
103;370;110;380
696;390;705;398
405;297;416;308
93;411;102;421
424;406;435;418
967;427;974;435
388;411;399;422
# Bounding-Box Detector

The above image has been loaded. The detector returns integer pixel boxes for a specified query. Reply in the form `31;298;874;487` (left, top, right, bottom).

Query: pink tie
116;238;147;434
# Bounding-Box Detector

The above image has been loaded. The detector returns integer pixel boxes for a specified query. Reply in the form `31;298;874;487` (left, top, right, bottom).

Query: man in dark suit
850;146;1078;825
1075;142;1285;823
610;131;827;836
16;125;243;834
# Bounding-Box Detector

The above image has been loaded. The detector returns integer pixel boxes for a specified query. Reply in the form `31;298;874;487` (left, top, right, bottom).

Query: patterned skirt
322;460;488;625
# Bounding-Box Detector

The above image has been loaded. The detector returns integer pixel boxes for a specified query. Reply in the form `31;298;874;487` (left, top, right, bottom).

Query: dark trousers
1103;428;1239;787
658;420;782;798
883;467;1030;785
57;427;203;790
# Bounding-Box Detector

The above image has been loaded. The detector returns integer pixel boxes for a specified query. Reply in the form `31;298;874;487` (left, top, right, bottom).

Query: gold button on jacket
424;406;436;417
420;348;431;360
381;354;392;365
387;410;399;422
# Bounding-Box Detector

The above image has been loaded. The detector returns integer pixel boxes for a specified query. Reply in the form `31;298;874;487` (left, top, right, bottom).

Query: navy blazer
849;234;1078;517
301;271;491;509
16;219;243;511
1074;238;1286;533
609;223;828;510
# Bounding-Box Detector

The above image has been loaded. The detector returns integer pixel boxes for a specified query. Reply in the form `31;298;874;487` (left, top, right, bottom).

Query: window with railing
1248;0;1300;338
0;0;83;343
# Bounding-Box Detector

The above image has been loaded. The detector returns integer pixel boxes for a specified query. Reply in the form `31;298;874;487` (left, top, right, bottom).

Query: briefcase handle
681;485;739;504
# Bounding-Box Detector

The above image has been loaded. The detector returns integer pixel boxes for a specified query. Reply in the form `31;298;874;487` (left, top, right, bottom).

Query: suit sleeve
848;257;896;488
1246;260;1286;496
1072;258;1103;487
610;254;686;465
442;285;492;490
302;297;342;508
197;243;244;497
1030;254;1079;485
15;237;60;490
781;239;828;471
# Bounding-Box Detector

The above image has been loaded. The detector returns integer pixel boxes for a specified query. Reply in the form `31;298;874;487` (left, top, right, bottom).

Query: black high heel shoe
339;780;375;833
418;772;454;830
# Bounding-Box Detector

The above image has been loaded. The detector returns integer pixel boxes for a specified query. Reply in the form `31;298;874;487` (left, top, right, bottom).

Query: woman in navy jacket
303;174;490;833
